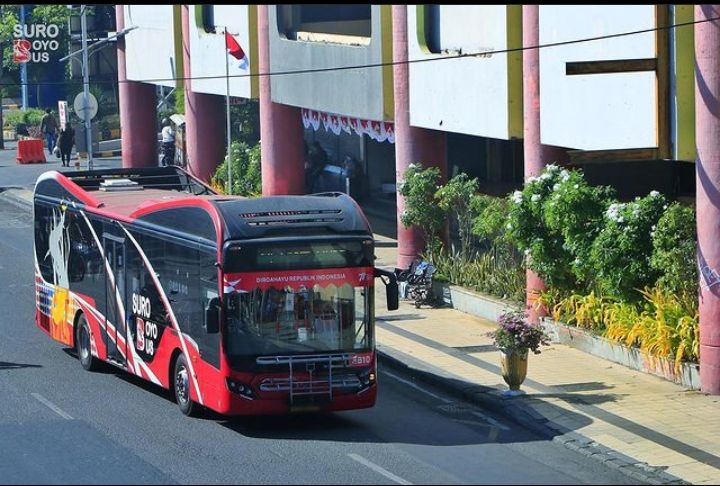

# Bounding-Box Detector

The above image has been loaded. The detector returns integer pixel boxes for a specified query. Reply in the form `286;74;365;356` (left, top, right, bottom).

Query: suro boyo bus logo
12;39;31;63
12;24;60;63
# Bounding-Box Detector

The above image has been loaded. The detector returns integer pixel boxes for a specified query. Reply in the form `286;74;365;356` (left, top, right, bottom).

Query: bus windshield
223;240;375;362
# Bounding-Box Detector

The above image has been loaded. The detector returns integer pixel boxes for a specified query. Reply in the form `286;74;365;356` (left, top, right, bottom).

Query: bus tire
173;354;198;416
76;314;98;371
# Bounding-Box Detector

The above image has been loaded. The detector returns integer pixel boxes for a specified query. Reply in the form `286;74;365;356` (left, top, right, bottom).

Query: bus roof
34;167;372;242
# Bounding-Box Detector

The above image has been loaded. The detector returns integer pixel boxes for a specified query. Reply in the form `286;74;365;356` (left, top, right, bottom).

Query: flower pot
500;349;528;393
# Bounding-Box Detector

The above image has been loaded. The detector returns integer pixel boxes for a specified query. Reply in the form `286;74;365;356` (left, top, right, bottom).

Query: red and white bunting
301;109;395;144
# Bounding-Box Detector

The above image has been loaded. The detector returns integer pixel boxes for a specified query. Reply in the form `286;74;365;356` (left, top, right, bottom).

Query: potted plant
487;310;550;396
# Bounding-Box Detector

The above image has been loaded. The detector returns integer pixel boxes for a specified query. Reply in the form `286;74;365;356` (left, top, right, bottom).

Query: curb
0;188;33;211
78;149;122;158
377;348;689;485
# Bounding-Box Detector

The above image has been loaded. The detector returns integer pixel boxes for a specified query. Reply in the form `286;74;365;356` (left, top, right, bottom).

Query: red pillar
522;5;569;324
696;5;720;394
257;5;305;195
392;5;447;270
116;5;157;168
181;5;225;183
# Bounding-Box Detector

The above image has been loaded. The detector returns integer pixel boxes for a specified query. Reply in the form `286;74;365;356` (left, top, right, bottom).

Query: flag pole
225;26;232;195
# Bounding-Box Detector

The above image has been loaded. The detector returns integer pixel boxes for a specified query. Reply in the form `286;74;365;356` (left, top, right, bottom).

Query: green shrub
212;141;262;196
4;108;45;129
506;163;576;292
589;191;667;300
436;173;479;258
650;203;697;298
433;246;526;303
3;110;24;129
543;169;615;289
399;164;445;260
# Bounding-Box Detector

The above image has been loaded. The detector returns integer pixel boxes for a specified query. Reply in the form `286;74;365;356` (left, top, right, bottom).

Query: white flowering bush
506;163;577;291
543;169;615;288
650;203;697;298
589;191;667;300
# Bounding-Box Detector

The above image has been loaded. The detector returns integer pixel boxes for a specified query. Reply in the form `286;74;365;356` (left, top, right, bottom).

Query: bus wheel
76;314;98;371
173;355;198;416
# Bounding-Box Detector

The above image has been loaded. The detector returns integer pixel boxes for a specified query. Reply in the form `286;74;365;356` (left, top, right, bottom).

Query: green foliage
604;287;699;368
543;169;615;288
470;194;508;243
212;141;262;196
3;107;44;128
399;164;445;260
590;192;667;300
436;173;479;258
230;99;260;145
432;246;526;303
650;203;697;298
174;87;185;115
506;163;576;292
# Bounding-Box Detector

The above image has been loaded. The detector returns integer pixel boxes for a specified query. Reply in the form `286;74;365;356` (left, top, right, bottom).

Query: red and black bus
33;167;397;416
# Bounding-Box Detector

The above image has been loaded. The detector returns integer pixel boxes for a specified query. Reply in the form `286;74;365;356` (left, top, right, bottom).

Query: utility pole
20;4;28;111
80;5;93;170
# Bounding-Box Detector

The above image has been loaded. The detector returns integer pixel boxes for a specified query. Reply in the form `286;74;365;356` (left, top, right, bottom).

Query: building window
196;5;215;34
278;5;371;45
419;5;497;56
423;5;442;54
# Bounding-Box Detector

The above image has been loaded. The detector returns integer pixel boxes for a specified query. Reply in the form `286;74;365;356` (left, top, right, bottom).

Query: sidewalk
369;223;717;485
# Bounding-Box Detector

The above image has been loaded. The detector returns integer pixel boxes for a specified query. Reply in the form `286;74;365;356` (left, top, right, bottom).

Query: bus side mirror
374;268;399;311
205;297;220;334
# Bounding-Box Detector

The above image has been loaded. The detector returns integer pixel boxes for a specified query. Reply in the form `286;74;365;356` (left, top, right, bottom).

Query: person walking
57;124;75;167
40;108;58;153
160;118;176;166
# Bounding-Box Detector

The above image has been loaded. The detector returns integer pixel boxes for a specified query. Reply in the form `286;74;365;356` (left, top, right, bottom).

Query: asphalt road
0;197;644;485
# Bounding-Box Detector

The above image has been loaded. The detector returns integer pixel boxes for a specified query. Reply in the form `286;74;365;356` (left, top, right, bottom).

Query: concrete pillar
181;5;225;183
116;5;157;168
695;5;720;394
392;5;448;270
522;5;570;324
257;5;305;195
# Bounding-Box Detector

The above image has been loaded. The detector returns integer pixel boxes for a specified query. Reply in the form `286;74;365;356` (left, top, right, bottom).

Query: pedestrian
40;108;58;153
160;118;175;166
306;141;328;193
57;124;75;167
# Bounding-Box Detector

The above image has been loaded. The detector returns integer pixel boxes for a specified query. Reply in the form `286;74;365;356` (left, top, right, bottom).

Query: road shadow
0;360;42;370
214;370;597;448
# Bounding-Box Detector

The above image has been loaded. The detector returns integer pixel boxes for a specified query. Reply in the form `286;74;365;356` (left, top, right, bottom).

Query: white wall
189;5;253;98
408;5;521;140
539;5;657;150
123;5;177;88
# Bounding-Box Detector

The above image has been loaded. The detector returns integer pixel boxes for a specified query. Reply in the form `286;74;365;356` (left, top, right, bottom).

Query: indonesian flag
225;31;248;71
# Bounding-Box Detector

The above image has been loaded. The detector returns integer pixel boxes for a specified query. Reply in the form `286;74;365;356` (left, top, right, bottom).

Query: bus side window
34;203;54;283
66;212;104;301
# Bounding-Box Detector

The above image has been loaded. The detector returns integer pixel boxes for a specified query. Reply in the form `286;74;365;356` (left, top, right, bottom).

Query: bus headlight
226;377;255;399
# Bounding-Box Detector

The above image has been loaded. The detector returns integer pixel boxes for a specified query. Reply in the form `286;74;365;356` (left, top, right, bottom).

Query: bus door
103;233;128;366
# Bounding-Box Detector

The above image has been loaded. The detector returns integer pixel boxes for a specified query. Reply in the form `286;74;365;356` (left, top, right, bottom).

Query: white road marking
31;393;73;420
382;370;452;403
347;453;413;485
